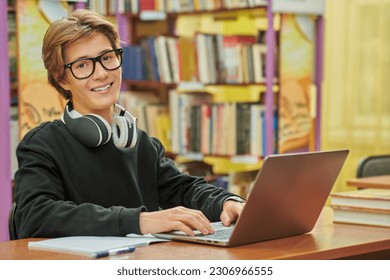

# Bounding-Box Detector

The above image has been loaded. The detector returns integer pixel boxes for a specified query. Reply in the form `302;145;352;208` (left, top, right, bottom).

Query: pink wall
0;1;12;241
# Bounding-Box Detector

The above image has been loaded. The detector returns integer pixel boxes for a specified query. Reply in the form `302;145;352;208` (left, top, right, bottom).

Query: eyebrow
68;49;114;63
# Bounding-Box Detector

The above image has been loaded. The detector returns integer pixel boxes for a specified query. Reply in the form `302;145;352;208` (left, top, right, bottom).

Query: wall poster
17;0;69;138
278;14;315;153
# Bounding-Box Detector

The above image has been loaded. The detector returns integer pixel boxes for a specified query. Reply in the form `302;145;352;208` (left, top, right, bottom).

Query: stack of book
330;188;390;228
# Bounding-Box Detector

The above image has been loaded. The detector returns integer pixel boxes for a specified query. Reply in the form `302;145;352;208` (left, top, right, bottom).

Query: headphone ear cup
112;116;133;148
64;106;112;147
86;114;112;145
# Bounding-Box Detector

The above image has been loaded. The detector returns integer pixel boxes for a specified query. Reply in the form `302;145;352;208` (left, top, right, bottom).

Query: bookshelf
74;0;323;188
109;1;282;174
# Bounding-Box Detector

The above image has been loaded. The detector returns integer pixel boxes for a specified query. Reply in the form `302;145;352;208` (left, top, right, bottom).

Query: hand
220;200;245;226
139;206;215;236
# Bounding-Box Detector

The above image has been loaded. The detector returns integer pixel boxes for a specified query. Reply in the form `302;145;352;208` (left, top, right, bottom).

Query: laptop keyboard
199;227;233;240
166;222;234;241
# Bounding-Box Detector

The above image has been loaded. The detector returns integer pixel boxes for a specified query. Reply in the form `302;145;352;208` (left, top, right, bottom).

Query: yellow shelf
175;83;279;103
176;9;280;37
206;84;279;103
203;156;263;174
175;154;263;174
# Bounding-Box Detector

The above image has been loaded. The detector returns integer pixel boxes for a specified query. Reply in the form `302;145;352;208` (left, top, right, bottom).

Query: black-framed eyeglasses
64;48;123;80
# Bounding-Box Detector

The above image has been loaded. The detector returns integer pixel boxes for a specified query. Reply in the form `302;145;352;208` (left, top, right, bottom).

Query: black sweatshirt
14;119;235;238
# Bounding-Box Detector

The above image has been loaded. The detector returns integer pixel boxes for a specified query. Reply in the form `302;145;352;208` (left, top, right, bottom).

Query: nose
92;61;109;79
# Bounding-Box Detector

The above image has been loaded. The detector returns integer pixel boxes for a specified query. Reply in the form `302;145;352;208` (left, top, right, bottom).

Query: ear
58;79;71;91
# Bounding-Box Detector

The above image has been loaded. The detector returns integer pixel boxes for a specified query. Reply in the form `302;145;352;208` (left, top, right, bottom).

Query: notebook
28;235;170;258
154;149;349;247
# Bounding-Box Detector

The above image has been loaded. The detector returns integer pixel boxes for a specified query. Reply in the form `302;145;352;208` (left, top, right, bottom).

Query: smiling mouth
92;83;112;92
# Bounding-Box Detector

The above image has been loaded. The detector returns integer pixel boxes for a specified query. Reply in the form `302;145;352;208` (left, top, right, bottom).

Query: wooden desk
0;208;389;260
346;175;390;189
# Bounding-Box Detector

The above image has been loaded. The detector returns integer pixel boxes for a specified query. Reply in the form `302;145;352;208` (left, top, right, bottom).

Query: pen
92;246;136;258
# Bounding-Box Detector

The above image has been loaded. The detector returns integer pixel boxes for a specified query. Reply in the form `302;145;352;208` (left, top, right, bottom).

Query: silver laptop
154;150;349;247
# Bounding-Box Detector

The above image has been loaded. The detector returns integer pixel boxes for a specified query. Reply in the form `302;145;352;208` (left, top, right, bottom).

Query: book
170;91;212;154
141;36;160;81
210;104;218;155
169;89;180;153
252;43;266;83
189;105;202;153
118;90;162;133
28;235;170;258
213;104;224;155
236;103;251;155
195;33;210;84
154;36;173;83
166;36;180;83
330;189;390;210
331;205;390;228
330;189;390;228
177;36;198;82
139;0;155;11
346;176;390;190
216;103;226;155
144;103;171;149
37;0;67;23
250;104;265;156
222;35;257;84
122;45;144;81
153;109;172;151
226;103;237;155
200;103;211;155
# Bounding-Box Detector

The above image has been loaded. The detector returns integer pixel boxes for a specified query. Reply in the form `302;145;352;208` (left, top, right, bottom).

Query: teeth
92;84;111;92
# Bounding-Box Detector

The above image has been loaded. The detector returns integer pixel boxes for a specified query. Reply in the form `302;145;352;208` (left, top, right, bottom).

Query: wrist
224;196;245;204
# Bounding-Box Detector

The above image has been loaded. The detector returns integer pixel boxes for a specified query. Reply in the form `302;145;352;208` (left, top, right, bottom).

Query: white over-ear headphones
63;102;137;148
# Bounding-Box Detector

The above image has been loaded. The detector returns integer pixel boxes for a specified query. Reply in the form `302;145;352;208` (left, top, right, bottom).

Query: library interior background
1;0;389;241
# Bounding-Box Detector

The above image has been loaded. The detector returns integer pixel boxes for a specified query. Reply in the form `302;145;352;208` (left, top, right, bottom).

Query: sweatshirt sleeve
151;138;237;222
13;127;145;238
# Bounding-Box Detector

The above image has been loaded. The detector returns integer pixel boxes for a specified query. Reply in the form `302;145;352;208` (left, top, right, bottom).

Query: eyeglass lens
70;49;122;79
